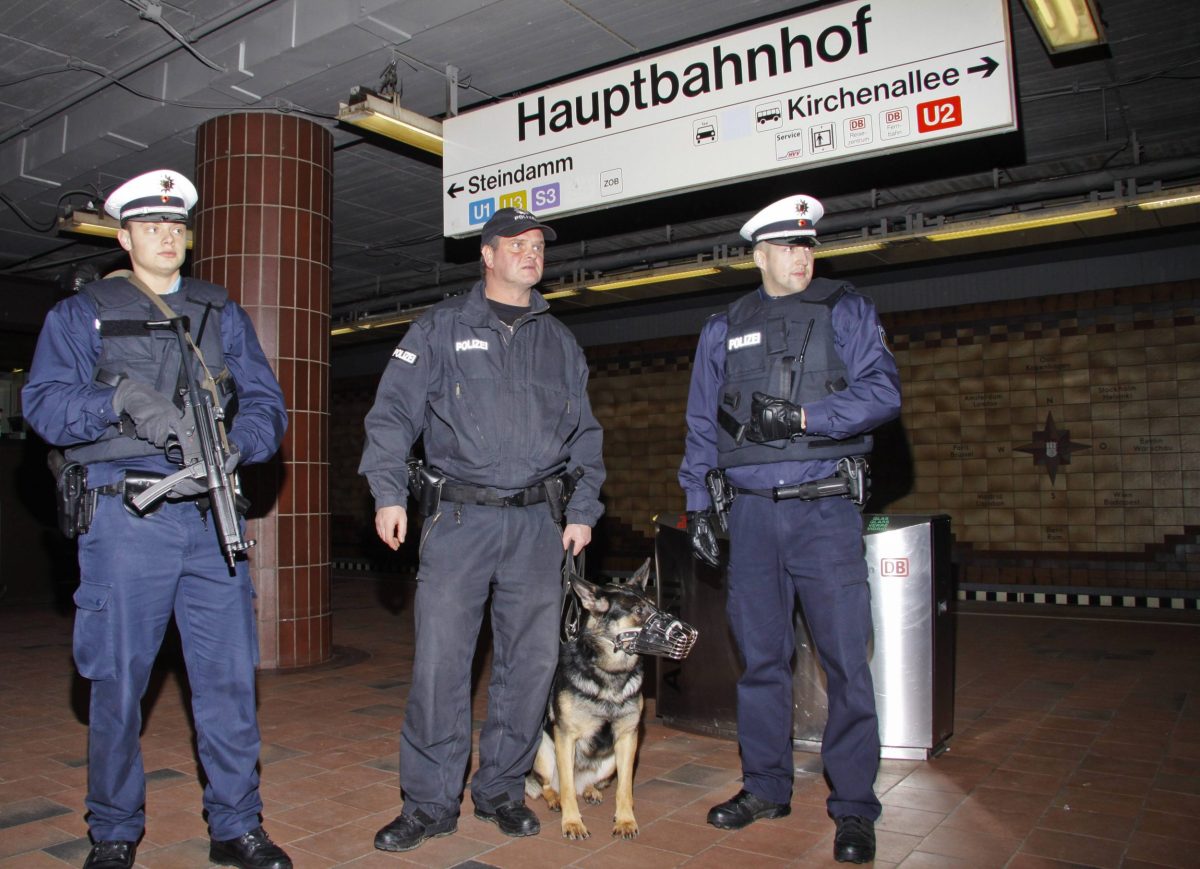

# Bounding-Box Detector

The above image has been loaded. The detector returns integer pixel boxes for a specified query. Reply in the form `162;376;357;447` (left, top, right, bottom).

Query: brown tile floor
2;578;1198;868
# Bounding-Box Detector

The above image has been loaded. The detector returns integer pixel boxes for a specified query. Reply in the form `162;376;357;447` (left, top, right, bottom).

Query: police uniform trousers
400;501;562;820
725;492;882;820
73;492;262;842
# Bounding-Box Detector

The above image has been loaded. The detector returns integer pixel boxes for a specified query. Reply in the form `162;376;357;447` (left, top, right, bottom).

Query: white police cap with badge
740;194;824;246
103;169;198;224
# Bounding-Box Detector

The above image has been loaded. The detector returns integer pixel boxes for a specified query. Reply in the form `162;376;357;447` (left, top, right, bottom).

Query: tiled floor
2;577;1198;868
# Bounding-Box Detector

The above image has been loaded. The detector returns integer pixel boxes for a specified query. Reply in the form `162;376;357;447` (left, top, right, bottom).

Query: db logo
881;558;909;577
885;109;903;124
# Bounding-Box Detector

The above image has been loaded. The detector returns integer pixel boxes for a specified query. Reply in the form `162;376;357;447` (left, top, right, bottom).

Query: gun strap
112;269;229;451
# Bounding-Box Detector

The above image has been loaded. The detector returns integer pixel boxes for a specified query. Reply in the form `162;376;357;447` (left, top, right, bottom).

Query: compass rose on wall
1015;411;1091;484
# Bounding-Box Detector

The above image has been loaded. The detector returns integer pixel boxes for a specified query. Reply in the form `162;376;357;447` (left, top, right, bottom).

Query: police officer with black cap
679;194;901;864
360;206;605;853
22;170;290;869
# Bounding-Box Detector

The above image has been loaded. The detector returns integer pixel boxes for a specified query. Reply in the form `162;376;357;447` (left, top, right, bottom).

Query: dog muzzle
614;611;699;660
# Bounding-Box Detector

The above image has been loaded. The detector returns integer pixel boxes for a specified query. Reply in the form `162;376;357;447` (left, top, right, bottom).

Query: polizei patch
455;339;489;352
392;347;418;364
727;331;762;351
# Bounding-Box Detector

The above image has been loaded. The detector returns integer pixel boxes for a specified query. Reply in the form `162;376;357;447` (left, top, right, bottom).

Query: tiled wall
331;279;1200;597
195;113;334;668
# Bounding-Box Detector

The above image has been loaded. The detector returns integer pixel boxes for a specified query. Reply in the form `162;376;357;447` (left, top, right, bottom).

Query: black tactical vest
717;278;872;468
66;276;235;464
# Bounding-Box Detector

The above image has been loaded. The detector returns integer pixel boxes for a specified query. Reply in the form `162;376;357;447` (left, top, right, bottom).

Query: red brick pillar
192;113;332;668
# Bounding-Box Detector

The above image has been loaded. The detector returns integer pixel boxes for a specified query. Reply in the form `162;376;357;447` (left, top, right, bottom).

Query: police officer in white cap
22;170;290;869
679;194;901;863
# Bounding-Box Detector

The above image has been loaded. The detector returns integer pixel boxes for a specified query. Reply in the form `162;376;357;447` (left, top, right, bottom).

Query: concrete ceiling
0;0;1198;336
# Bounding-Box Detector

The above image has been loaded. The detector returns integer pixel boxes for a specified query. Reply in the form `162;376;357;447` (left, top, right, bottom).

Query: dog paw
562;819;590;840
612;818;639;839
583;786;604;805
544;788;561;812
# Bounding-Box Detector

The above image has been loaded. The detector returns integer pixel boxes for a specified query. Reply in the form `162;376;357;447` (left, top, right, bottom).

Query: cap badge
159;174;175;203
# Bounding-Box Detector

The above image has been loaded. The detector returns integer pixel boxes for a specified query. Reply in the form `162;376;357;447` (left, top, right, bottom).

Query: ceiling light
925;206;1116;242
338;89;443;156
586;265;720;292
542;288;581;300
58;210;193;248
728;259;758;270
1020;0;1106;54
330;325;359;336
1135;188;1200;210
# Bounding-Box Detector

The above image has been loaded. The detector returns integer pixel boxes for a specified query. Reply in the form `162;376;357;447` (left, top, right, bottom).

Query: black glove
168;445;241;499
746;391;804;443
113;380;182;447
686;510;720;568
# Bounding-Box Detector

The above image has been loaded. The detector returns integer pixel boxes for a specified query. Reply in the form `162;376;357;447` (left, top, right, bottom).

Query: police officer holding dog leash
22;170;290;869
360;207;605;852
679;194;901;864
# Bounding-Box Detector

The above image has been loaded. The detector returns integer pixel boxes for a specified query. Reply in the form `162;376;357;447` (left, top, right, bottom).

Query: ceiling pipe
333;154;1200;319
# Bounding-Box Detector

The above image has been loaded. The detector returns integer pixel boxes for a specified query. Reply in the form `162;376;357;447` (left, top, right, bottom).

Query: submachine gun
130;316;251;570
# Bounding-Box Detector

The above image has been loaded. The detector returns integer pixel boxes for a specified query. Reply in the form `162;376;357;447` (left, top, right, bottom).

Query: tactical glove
686;509;720;568
113;379;182;447
746;391;804;443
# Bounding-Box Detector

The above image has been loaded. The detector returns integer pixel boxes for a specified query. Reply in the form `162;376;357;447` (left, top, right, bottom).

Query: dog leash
560;549;585;644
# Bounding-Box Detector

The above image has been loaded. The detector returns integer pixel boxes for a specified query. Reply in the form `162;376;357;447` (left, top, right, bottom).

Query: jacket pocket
72;581;116;681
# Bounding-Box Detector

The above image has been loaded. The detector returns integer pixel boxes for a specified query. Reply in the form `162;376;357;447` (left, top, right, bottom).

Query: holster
407;458;445;517
544;467;584;525
47;449;94;538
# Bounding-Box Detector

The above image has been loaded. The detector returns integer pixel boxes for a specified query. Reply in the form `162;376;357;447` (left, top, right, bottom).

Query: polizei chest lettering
727;331;762;351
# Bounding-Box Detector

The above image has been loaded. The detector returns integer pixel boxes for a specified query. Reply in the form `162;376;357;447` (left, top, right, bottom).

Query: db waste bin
654;513;954;760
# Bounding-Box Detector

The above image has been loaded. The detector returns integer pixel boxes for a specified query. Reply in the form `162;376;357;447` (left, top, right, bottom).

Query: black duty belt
732;456;867;505
733;476;851;501
439;481;548;508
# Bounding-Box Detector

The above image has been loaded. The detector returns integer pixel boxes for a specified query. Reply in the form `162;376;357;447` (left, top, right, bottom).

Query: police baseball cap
480;207;558;246
104;170;198;224
740;194;824;246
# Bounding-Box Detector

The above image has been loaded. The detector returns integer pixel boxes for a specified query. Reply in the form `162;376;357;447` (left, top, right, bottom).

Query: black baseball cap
480;207;557;246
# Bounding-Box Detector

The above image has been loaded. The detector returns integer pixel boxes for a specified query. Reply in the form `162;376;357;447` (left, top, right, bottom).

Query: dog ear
630;558;653;591
570;576;610;613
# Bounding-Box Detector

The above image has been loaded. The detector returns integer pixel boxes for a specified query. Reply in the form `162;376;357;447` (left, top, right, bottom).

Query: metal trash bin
654;513;954;760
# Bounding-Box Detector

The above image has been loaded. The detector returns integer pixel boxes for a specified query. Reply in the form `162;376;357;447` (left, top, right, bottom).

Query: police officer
360;207;605;852
679;195;900;864
22;171;290;869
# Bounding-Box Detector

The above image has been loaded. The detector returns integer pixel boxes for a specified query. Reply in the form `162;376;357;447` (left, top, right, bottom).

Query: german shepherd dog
525;559;657;840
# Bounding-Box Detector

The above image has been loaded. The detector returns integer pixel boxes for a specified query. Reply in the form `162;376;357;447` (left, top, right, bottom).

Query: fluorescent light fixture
1021;0;1106;54
338;91;443;156
330;325;358;336
58;210;193;248
542;288;581;300
728;258;758;270
586;265;720;292
1136;188;1200;210
925;206;1117;242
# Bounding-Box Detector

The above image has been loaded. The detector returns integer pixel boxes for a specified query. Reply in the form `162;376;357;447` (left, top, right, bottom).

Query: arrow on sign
967;56;999;78
447;182;464;198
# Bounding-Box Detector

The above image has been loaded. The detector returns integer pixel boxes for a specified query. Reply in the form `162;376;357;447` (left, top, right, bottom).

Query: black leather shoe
833;815;876;863
208;826;292;868
706;789;791;830
83;841;135;869
374;810;458;852
473;800;540;837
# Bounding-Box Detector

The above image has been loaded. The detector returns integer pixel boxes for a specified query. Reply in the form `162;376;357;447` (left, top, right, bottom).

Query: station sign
442;0;1015;238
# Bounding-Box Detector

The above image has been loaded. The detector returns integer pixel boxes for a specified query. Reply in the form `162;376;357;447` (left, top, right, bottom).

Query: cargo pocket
72;581;116;681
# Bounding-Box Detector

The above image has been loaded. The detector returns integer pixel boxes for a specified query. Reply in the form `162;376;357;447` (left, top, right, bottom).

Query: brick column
192;113;332;668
